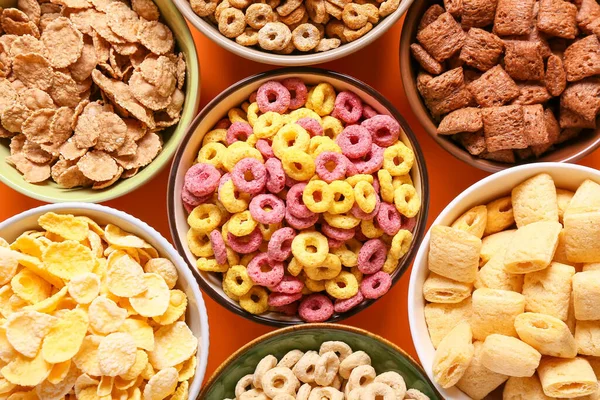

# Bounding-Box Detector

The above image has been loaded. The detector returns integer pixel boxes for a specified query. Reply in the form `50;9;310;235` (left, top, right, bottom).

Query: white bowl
408;162;600;400
172;0;414;66
0;203;210;398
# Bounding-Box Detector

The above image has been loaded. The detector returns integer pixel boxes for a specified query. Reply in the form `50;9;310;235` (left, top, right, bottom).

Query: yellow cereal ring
222;142;264;172
350;266;364;283
307;136;342;158
221;221;230;246
383;142;415;176
281;149;315;181
202;129;227;146
306;83;336;116
394;184;420;218
228;107;247;123
246;102;262;127
272;123;310;159
304;253;342;280
287;257;304;276
196;257;228;273
389;229;413;260
222;279;239;301
226;246;240;266
288;108;322;123
258;222;280;241
253;111;284;138
187;204;221;234
354;181;377;213
241;101;250;113
240;252;256;267
323;212;361;230
224;265;253;296
378;170;395;203
227;211;257;237
346;174;373;187
328;180;355;215
291;232;329;268
382;252;400;274
303;180;334;213
321;116;343;140
325;271;359;299
186;229;214;257
239;286;269;314
247;134;259;147
361;219;384;239
219;180;251;213
392;174;413;189
197;142;226;169
332;244;358;268
303;275;326;292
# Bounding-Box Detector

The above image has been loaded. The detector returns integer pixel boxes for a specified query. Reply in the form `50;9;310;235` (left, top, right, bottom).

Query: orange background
2;15;600;383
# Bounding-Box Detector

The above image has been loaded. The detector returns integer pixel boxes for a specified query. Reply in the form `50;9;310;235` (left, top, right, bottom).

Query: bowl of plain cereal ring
172;0;414;65
409;162;600;399
200;323;442;399
0;0;200;203
167;67;429;326
0;203;209;399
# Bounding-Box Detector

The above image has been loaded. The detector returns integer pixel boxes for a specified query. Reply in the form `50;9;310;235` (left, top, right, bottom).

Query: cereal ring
293;351;320;383
218;8;246;38
236;27;260;46
280;4;306;26
224;265;253;296
319;341;352;360
328;180;355;214
261;367;299;398
343;22;372;42
375;372;407;399
308;136;342;159
315;151;347;183
265;157;286;194
298;294;334;322
322;222;354;241
268;227;296;262
285;208;319;230
256;139;275;159
227;122;253;145
336;125;372;159
307;83;336;116
323;212;361;230
197;142;226;169
197;257;228;272
247;253;284;287
281;78;308;110
362;105;378;120
332;91;363;124
240;286;269;314
287;257;304;276
249;194;286;224
292;23;320;51
256;81;291;114
258;222;281;241
357;239;386;274
346;174;373;186
350;194;380;220
328;237;344;249
215;118;232;129
383;142;414;176
278;350;304;369
235;374;255;398
203;128;227;145
360;219;384;239
228;210;258;237
344;155;359;177
315;351;340;386
393;184;420;218
303;180;334;213
353;180;377;213
285;183;314;218
360;271;392;299
245;3;276;29
296;117;323;137
342;3;368;29
253;112;285;139
188;204;222;234
334;291;364;313
325;270;359;299
209;230;228;265
281;149;315;182
268;292;302;307
269;275;304;294
228;108;247;124
253;355;278;389
401;216;416;232
227;228;263;254
321;116;344;140
362;115;400;148
291;231;329;268
377;169;394;203
339;351;371;380
184;163;221;197
219;179;251;214
181;187;211;211
275;302;299;316
306;0;327;22
191;0;218;16
289;108;322;124
376;203;402;236
231;157;267;195
304;253;341;280
303;274;326;292
352;144;384;174
361;382;395;400
272;123;311;158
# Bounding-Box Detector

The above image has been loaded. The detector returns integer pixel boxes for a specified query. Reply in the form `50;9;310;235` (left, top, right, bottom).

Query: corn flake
67;272;100;304
107;253;146;297
142;366;178;400
129;273;169;317
41;308;88;363
6;309;56;358
98;332;137;377
0;247;19;285
88;295;127;334
152;289;187;326
118;318;154;351
11;268;51;304
35;361;78;400
149;321;198;370
1;350;52;387
170;381;189;400
46;359;71;384
38;212;90;242
40;17;83;68
42;240;95;282
72;335;103;377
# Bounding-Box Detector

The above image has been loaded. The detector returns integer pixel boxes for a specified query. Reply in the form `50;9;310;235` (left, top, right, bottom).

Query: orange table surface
2;16;600;384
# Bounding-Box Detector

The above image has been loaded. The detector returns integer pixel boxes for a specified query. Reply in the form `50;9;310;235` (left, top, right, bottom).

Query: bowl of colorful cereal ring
0;0;200;203
172;0;414;65
409;162;600;399
200;323;442;399
0;202;209;398
167;67;429;326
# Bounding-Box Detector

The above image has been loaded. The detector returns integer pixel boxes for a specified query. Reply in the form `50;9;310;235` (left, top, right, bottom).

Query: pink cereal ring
227;228;262;254
181;187;211;208
327;237;345;249
354;226;368;242
256;81;291;114
322;222;355;241
332;91;363;124
215;118;231;129
184;163;221;197
351;195;380;220
299;294;334;322
336;125;372;159
226;122;253;145
362;105;378;120
268;227;296;262
249;194;285;224
334;291;364;313
231;157;267;195
377;203;402;236
343;156;358;177
285;209;319;230
402;215;417;232
372;177;380;194
265;157;286;194
209;230;228;265
353;144;384;174
247;253;284;287
269;275;304;294
357;239;387;274
249;91;258;103
268;292;303;307
296;117;323;137
183;202;195;214
286;183;315;218
361;115;401;148
275;301;299;316
360;271;392;299
256;139;275;159
281;78;308;110
315;151;347;183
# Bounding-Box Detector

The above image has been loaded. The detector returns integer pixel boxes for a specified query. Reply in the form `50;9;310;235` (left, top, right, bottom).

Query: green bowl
0;0;200;203
200;324;442;399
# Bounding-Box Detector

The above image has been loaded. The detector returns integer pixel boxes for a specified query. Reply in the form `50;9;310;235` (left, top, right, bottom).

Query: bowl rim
167;66;430;327
172;0;415;66
407;162;600;398
0;202;210;398
398;0;600;173
0;0;201;204
200;322;443;399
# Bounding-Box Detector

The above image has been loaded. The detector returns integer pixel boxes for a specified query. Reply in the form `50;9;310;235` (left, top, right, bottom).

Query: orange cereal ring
276;0;302;16
236;28;259;46
315;38;342;52
191;0;218;16
245;3;276;29
218;8;246;38
342;3;368;29
280;5;307;25
292;23;320;51
306;0;327;23
258;22;292;51
325;20;347;43
343;22;372;42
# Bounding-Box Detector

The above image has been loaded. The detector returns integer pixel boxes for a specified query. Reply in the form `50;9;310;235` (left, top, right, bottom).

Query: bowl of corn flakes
172;0;414;65
408;162;600;399
167;67;429;327
0;202;209;398
0;0;200;203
